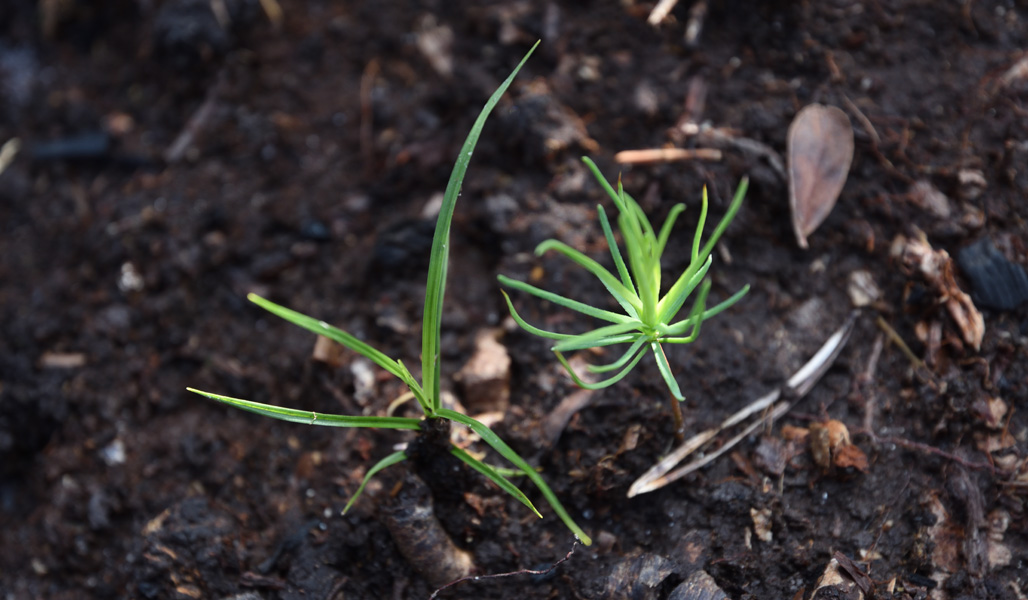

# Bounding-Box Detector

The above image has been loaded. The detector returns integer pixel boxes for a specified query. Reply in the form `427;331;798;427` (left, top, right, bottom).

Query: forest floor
1;1;1026;599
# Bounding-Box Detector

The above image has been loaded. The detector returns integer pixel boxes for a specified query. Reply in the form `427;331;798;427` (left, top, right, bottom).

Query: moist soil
2;2;1026;599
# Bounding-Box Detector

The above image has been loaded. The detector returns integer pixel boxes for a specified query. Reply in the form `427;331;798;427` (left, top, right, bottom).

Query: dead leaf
750;507;773;542
895;231;985;350
788;104;854;249
833;443;869;472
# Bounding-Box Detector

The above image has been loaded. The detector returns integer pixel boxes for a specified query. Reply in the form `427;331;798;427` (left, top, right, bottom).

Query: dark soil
2;1;1026;599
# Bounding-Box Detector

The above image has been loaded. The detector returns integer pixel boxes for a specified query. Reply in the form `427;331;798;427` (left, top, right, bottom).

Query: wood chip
38;351;86;369
787;104;854;249
614;147;722;164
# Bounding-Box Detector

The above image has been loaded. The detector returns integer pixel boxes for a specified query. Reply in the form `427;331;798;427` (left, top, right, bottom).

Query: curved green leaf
436;409;592;545
188;388;423;430
450;446;540;518
587;338;647;373
651;342;684;401
423;42;540;412
535;239;641;319
248;293;404;380
554;346;647;390
498;275;630;324
500;290;576;341
664;284;749;336
342;451;407;514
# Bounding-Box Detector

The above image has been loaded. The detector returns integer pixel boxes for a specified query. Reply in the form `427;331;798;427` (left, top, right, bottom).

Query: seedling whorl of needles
187;42;591;545
499;159;749;440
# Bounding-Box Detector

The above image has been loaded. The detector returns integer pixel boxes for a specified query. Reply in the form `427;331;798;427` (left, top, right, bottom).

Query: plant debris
787;104;855;249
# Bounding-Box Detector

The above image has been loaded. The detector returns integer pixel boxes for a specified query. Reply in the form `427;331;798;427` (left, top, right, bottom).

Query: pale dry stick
648;0;681;26
874;316;932;375
684;1;708;46
629;311;857;496
858;333;884;437
258;0;284;29
840;93;914;184
429;542;578;599
840;94;880;146
0;138;20;176
210;0;230;28
165;71;228;164
614;147;722;165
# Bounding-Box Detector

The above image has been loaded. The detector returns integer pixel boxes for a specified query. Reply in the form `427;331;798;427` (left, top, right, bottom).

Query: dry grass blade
788;104;854;249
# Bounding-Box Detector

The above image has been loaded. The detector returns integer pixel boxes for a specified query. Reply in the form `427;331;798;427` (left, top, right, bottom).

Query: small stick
614;147;722;165
258;0;284;29
876;436;994;472
648;0;681;26
0;137;20;176
430;542;578;599
684;1;708;46
165;70;228;163
873;316;940;391
859;333;884;437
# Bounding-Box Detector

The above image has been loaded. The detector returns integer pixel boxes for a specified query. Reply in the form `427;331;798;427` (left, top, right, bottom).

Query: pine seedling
499;158;748;438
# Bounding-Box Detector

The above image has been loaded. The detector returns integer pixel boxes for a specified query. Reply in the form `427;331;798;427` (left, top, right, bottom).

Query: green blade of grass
247;293;405;380
664;284;749;336
436;408;592;545
498;275;631;324
500;291;577;341
551;321;642;352
582;156;627;213
586;338;647;373
450;446;541;518
656;255;712;324
188;388;423;429
342;450;407;514
656;178;747;324
655;204;686;259
691;186;710;262
535;239;641;318
651;342;684;401
695;177;748;264
661;279;710;344
423;42;539;413
596;206;636;295
394;360;431;414
554;346;647;390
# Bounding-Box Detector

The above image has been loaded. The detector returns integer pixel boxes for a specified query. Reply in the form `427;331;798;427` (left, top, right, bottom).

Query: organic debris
787;104;855;249
454;329;511;413
628;312;856;496
894;231;985;350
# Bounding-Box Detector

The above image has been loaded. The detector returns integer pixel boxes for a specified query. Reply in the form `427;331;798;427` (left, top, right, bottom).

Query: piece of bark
788;104;854;249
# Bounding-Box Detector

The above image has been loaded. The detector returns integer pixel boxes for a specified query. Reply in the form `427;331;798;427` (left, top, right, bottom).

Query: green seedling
188;42;591;545
499;158;749;438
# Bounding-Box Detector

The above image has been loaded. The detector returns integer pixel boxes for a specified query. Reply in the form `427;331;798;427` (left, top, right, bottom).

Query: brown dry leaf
895;232;985;350
788;104;854;249
833;443;869;472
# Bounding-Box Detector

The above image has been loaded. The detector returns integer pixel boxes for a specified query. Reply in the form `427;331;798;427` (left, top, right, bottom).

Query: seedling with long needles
499;158;748;439
188;43;591;545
